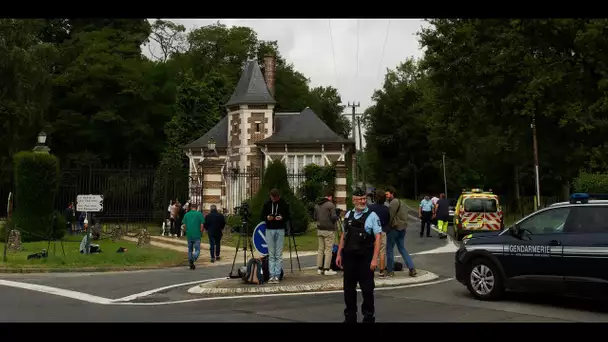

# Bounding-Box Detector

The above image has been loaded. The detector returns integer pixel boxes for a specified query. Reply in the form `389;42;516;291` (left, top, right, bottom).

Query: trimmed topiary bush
13;151;60;242
250;160;309;235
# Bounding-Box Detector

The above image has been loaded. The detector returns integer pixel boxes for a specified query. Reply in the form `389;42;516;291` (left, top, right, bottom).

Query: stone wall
7;230;22;252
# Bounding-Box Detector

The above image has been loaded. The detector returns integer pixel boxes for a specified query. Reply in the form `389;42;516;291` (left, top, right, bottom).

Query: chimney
263;54;276;97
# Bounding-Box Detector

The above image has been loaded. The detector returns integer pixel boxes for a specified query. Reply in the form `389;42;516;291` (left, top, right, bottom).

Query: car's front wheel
466;258;504;301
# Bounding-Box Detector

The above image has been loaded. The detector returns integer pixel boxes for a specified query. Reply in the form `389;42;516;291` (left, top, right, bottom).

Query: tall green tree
0;19;58;167
308;86;350;138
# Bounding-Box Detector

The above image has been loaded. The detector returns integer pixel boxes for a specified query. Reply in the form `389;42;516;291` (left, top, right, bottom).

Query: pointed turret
225;60;276;107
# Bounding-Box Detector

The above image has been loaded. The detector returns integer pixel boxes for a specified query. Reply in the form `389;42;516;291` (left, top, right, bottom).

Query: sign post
252;222;268;256
77;195;103;255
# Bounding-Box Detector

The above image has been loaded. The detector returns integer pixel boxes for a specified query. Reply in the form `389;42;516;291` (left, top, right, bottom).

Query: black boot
362;310;375;323
343;312;357;323
362;315;376;323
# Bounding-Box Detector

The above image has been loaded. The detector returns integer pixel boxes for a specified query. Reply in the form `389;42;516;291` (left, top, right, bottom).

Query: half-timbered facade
183;55;355;214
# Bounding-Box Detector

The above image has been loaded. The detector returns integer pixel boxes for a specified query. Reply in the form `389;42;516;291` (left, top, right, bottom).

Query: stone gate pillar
200;158;224;214
334;161;348;215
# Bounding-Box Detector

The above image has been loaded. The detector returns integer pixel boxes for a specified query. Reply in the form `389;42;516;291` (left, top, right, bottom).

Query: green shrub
0;219;13;243
573;172;608;193
52;211;66;240
250;160;309;235
301;164;336;201
13;151;60;242
301;164;336;219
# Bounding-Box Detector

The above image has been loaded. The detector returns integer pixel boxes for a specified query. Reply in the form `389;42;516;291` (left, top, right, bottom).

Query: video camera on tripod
229;201;255;278
234;203;252;235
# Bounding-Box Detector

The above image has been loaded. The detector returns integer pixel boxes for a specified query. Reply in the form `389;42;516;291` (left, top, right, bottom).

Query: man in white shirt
430;196;439;228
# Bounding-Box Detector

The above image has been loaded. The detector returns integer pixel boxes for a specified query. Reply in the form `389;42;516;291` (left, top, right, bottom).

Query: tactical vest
344;209;375;254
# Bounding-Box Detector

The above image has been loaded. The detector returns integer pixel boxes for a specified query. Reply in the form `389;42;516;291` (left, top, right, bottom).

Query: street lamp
33;131;50;154
207;138;216;151
37;131;47;145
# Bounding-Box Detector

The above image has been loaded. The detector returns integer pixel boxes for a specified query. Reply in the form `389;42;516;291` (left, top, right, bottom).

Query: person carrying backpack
385;187;417;277
336;187;382;323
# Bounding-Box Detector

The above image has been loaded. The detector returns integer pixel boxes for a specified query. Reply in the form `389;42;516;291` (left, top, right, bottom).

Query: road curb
188;269;439;295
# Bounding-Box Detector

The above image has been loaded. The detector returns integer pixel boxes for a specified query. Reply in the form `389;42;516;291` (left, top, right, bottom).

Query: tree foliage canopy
364;19;608;207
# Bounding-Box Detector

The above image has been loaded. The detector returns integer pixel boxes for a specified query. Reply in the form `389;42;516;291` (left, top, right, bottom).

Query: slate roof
225;60;276;107
183;115;228;150
257;108;354;145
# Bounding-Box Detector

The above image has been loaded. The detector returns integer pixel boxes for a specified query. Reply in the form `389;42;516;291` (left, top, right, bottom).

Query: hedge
250;160;309;235
573;172;608;194
12;151;61;242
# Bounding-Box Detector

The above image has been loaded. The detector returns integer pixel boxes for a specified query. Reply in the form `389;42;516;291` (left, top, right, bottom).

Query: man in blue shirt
336;187;382;323
419;195;435;238
368;191;390;277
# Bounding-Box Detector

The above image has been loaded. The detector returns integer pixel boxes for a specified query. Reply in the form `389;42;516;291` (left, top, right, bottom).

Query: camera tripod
47;213;66;257
228;217;255;278
286;222;301;273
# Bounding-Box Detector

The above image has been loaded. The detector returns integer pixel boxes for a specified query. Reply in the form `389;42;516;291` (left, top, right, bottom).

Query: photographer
314;189;338;276
260;188;291;284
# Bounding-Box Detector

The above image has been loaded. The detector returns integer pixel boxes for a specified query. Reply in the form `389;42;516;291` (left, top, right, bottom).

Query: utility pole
531;116;541;210
347;101;360;143
346;101;361;184
357;116;365;191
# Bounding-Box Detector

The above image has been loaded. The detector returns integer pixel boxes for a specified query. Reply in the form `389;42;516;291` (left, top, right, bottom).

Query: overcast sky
152;19;429;148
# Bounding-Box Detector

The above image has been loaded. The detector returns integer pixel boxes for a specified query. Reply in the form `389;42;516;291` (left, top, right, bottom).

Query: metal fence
0;164;191;224
221;168;307;214
0;163;308;226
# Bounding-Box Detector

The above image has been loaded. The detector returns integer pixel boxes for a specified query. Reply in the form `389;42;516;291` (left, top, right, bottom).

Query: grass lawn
403;199;419;210
0;234;185;270
198;223;323;251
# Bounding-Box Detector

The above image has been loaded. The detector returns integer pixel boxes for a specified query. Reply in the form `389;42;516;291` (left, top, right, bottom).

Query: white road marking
112;278;228;302
110;277;455;306
0;279;113;305
0;274;453;306
113;267;318;302
407;213;461;253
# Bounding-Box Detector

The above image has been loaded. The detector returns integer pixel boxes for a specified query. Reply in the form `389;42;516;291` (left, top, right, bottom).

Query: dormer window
255;121;261;133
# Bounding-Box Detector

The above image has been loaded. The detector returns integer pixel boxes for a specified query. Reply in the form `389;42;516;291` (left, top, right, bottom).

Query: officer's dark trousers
420;211;432;236
343;250;375;323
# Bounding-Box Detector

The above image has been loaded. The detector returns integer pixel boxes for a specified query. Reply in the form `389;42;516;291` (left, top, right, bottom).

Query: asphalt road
2;217;608;322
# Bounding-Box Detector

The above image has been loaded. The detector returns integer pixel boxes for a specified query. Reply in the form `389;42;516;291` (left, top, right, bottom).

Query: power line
327;20;339;90
354;19;360;101
375;20;391;87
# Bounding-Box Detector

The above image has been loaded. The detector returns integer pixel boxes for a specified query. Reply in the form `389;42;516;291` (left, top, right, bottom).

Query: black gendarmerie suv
455;193;608;301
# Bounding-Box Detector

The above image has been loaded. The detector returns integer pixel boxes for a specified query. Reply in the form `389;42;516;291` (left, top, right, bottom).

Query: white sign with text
77;194;104;212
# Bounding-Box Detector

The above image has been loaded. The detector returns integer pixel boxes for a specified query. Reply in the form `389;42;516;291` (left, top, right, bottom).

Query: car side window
564;207;608;234
518;207;572;235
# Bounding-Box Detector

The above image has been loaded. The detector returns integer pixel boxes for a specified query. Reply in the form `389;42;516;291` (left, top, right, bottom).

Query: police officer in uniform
336;187;382;323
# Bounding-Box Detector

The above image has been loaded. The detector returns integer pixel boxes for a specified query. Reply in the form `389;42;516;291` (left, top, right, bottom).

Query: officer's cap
352;187;366;197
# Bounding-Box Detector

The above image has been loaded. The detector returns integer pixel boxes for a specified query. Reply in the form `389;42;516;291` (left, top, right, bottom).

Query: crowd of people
172;200;226;270
178;186;450;323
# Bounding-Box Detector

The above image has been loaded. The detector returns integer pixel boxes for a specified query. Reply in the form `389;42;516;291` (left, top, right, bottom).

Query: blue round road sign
252;222;268;255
